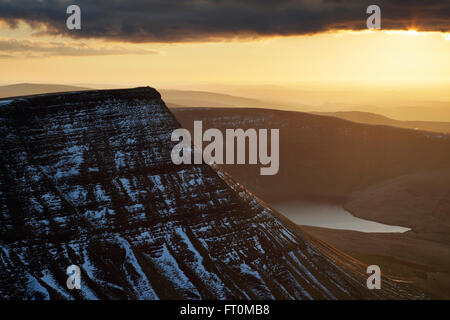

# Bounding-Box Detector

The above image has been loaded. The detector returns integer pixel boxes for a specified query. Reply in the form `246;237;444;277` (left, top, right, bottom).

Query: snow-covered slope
0;88;422;299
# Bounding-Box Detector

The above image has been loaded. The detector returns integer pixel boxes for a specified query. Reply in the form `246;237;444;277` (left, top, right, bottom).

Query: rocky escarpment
0;88;423;299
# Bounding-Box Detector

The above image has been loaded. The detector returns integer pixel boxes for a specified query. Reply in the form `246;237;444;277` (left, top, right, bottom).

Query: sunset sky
0;1;449;100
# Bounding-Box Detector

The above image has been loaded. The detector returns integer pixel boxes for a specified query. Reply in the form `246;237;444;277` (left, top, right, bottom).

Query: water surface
270;200;410;233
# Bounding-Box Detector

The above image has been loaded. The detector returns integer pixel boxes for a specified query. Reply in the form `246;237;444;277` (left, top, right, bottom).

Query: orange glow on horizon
0;25;449;96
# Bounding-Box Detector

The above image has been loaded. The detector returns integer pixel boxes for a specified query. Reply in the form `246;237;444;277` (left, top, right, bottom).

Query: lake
270;200;410;233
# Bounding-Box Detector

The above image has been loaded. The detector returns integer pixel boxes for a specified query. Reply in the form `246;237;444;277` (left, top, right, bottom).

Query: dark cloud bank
0;0;449;42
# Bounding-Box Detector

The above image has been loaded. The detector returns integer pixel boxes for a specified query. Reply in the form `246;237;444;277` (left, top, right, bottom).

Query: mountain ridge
0;83;92;99
0;88;423;299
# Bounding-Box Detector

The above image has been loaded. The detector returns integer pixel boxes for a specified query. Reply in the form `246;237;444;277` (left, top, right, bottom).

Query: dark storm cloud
0;39;159;57
0;0;449;42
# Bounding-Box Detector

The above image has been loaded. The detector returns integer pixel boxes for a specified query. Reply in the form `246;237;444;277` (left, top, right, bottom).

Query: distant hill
180;84;450;122
160;89;286;110
173;107;450;202
372;104;450;123
0;83;91;99
314;111;450;134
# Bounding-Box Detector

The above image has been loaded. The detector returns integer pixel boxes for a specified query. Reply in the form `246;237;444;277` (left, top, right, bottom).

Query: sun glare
385;29;420;36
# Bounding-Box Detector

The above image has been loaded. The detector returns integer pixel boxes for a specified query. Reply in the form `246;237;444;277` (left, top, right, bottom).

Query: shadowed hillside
314;111;450;134
173;106;450;298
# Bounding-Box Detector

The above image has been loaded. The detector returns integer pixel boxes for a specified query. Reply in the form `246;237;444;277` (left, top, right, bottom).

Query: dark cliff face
0;88;422;299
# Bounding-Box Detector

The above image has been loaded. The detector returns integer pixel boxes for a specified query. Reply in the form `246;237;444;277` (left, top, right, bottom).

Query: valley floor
302;226;450;299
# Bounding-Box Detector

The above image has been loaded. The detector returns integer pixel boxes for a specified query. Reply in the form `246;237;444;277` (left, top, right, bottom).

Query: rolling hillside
0;83;91;99
315;111;450;134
